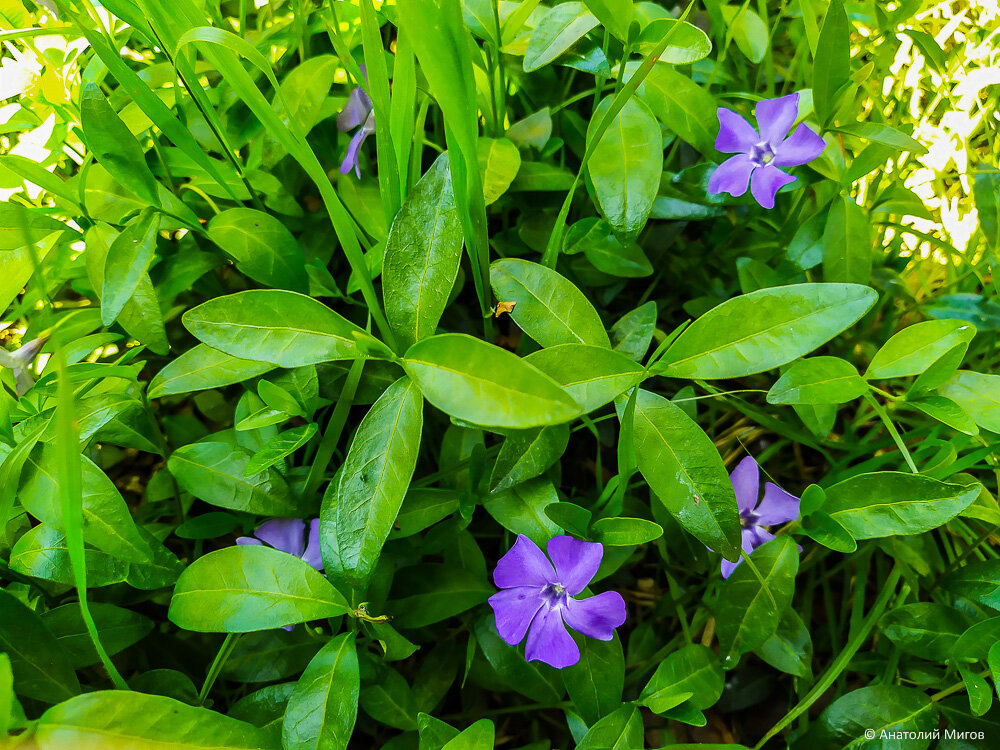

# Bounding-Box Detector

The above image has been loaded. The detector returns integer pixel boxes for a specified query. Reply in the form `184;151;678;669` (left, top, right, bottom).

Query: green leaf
939;371;1000;432
715;537;799;658
591;517;663;546
9;523;128;587
902;395;979;436
390;489;462;539
832;123;927;154
823;472;980;539
767;356;868;405
403;334;583;429
636;19;713;64
390;564;492;628
812;0;850;124
611;301;657;361
484;478;562;547
798;510;857;553
101;208;161;327
440;719;495;750
491;426;569;493
20;446;154;564
974;170;1000;254
576;704;644;750
721;5;768;63
866;320;976;379
0;203;67;251
639;644;723;717
525;344;645;412
146;344;274;398
0;589;80;703
583;0;632;40
183;291;382;368
544;501;593;538
657;283;877;379
36;691;275;749
631;390;741;558
383;153;464;351
811;686;937;748
359;660;418;730
822;197;873;285
638;63;718;153
523;3;599;72
564;635;624;726
960;664;992;717
42;603;153;670
478;138;521;206
244;423;319;477
473;616;562;703
490;259;609;347
207;209;308;293
222;630;319;683
80;82;161;208
168;545;350;633
323;377;423;592
282;634;359;750
755;607;813;679
229;683;294;742
168;441;304;517
587;96;662;239
265;55;341;167
879;603;968;661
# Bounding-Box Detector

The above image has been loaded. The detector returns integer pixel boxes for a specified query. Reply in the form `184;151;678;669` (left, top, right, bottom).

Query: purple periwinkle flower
488;534;626;669
238;518;323;630
0;337;45;397
707;92;826;209
720;456;800;578
337;66;375;179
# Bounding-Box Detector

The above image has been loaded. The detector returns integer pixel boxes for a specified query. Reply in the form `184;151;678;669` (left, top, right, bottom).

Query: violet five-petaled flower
0;337;45;397
707;92;826;209
720;456;801;578
488;534;626;669
337;66;375;178
238;518;323;630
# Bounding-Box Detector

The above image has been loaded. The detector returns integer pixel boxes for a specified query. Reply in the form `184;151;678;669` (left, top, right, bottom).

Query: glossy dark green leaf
42;603;153;669
80;82;160;207
576;704;644;750
148;345;274;399
282;633;359;750
403;334;583;429
223;631;320;683
638;64;717;153
866;320;976;379
587;96;662;239
491;426;569;493
8;523;128;587
813;0;851;124
611;302;657;361
168;545;350;633
183;291;384;367
943;561;1000;610
478;138;521;205
36;691;275;749
244;423;319;476
323;377;423;592
636;19;712;64
878;603;968;661
564;635;624;726
834;123;927;154
390;564;492;628
440;719;494;750
473;616;563;703
767;356;868;405
359;660;418;731
491;259;609;347
639;644;723;718
524;3;599;72
168;441;303;516
715;537;799;658
0;589;80;703
939;371;1000;432
721;5;767;63
755;607;813;679
383;154;464;351
631;389;741;558
525;344;644;412
484;478;562;546
591;517;663;546
823;472;980;539
207;209;307;292
545;501;593;538
390;489;462;538
902;395;978;436
810;685;937;749
101;208;161;327
822;197;873;285
657;283;877;379
131;669;201;706
229;683;294;743
798;510;857;553
974;170;1000;254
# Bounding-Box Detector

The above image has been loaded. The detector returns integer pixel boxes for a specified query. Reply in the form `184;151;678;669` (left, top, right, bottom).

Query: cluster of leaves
1;0;1000;748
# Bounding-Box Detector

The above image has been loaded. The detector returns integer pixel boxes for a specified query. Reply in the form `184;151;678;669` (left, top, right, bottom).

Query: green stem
199;633;241;705
863;391;918;473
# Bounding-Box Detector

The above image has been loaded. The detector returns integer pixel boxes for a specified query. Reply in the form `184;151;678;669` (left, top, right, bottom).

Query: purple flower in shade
707;92;827;209
337;67;375;179
237;518;323;630
488;535;627;669
0;337;45;397
720;456;801;578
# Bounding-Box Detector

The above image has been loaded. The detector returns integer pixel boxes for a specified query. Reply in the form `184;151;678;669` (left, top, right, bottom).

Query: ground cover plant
1;0;999;747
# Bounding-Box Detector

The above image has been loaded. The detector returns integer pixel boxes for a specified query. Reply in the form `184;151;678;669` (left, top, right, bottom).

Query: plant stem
199;633;241;705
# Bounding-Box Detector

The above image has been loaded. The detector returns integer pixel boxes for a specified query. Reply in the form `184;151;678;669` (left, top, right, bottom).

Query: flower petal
489;587;545;646
707;155;756;198
524;606;579;668
493;535;556;589
301;518;323;570
339;111;376;177
749;165;795;209
253;518;306;557
720;527;759;578
336;75;373;132
563;591;626;641
729;456;760;513
774;124;827;167
755;93;800;148
715;108;759;153
547;536;602;596
235;536;263;546
755;482;801;526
